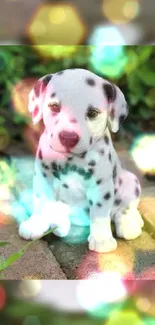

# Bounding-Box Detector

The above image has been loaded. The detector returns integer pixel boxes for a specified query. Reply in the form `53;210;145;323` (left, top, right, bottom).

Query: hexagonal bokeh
27;4;87;49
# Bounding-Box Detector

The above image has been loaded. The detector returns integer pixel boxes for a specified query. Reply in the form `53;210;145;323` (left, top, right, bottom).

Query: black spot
104;192;111;200
103;83;116;102
42;172;47;178
135;187;140;197
63;183;69;188
114;188;117;195
80;151;87;158
84;172;92;180
119;178;122;186
88;160;96;166
113;165;117;180
110;107;115;120
104;135;109;145
78;168;85;176
55;120;59;125
70;165;78;172
68;156;73;161
119;114;126;125
51;162;58;171
97;202;102;208
85;207;90;215
96;179;102;185
53;171;60;179
51;92;56;97
86;78;96;86
38;149;43;160
114;199;121;206
57;70;64;75
89;200;93;206
43;74;52;86
99;148;105;155
108;152;112;162
90;137;93;145
51;133;53;138
42;162;50;170
88;168;94;174
36;193;40;198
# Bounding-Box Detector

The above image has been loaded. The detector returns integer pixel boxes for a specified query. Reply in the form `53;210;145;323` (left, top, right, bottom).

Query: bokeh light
76;273;127;318
19;280;41;298
0;285;6;310
11;78;37;118
32;45;77;59
88;26;126;45
102;0;140;24
130;134;155;175
88;27;127;78
27;4;87;51
106;310;144;325
98;244;134;277
134;280;155;316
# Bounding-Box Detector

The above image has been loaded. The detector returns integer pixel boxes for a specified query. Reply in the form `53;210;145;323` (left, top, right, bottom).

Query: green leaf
139;106;153;119
0;250;24;271
137;67;155;87
0;241;9;247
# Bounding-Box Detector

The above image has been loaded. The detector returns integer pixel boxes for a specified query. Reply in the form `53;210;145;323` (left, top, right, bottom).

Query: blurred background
1;0;155;45
1;279;155;324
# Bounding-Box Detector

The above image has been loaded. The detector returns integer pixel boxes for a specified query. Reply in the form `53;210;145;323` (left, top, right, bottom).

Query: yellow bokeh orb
27;4;87;53
106;310;144;325
102;0;140;24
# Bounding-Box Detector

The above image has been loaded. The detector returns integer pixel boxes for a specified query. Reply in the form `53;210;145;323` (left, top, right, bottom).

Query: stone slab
0;223;66;279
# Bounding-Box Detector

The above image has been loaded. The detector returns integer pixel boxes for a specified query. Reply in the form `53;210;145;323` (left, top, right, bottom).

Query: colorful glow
19;280;41;298
130;134;155;174
27;4;87;50
134;280;155;316
11;78;37;118
102;0;140;24
88;27;127;78
32;45;77;59
88;26;126;45
98;244;134;276
106;310;144;325
0;285;6;310
76;273;126;318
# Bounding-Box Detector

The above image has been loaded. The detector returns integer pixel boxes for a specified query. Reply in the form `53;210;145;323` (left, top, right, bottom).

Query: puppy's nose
59;131;79;148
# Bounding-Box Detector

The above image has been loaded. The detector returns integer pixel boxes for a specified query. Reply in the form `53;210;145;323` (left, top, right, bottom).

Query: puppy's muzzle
59;131;79;148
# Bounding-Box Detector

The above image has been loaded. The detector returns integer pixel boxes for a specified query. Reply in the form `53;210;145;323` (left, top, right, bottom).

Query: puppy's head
28;69;128;154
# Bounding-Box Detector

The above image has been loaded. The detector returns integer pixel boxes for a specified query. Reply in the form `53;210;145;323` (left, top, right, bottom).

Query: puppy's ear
28;74;52;125
103;82;128;133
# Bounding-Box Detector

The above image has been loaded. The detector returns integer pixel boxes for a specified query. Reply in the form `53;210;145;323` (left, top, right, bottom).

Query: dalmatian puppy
19;68;144;253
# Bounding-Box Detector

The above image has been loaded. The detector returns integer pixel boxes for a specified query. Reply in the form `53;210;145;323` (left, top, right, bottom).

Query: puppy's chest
43;150;112;203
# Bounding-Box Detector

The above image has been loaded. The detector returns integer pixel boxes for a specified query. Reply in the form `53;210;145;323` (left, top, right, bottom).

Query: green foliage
0;45;155;144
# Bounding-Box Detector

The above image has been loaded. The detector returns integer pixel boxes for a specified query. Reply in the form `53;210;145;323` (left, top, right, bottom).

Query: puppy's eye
48;103;61;113
87;108;99;119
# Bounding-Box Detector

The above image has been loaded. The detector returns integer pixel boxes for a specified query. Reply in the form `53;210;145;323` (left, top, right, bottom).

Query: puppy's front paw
88;236;117;253
19;217;46;240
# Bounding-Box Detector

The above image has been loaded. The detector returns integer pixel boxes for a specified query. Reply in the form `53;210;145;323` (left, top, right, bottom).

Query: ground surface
0;144;155;280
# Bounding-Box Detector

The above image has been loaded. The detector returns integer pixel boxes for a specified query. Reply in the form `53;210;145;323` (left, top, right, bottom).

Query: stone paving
0;145;155;279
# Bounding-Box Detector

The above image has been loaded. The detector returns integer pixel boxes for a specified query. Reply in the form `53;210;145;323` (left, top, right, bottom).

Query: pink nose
59;131;79;148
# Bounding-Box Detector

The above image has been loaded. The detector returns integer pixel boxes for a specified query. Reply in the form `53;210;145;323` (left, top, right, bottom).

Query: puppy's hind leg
113;170;144;240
